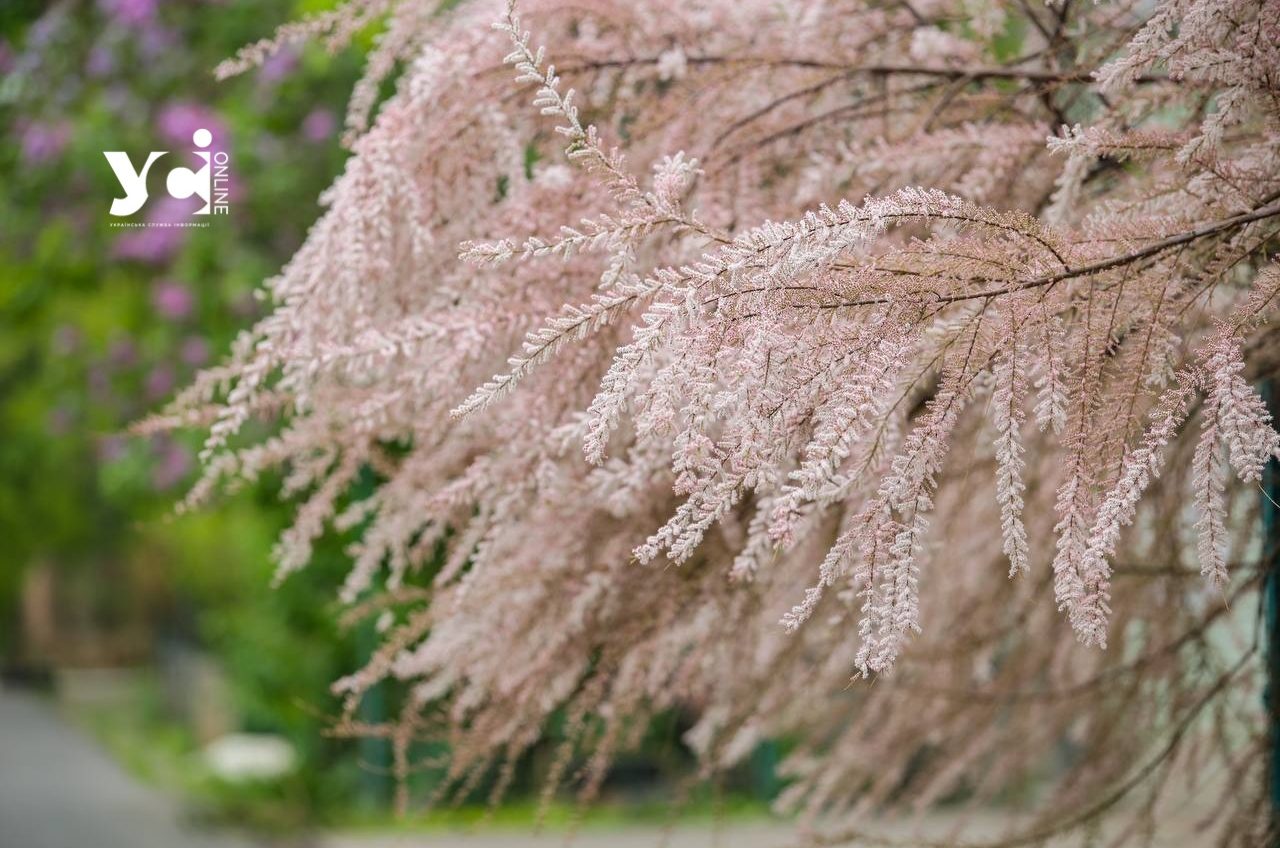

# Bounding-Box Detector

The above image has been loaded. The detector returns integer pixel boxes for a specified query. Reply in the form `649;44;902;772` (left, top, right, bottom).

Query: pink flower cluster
158;1;1280;842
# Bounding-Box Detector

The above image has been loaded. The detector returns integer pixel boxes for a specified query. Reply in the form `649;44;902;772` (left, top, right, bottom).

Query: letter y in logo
104;150;166;217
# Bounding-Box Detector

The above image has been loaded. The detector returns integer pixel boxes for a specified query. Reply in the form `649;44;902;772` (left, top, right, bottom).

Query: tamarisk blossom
152;0;1280;843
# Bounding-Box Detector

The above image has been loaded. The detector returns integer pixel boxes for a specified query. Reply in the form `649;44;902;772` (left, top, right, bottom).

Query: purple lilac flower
111;228;181;263
145;363;176;401
97;435;127;464
98;0;156;28
20;122;71;166
113;227;183;264
150;439;192;490
180;336;211;366
156;101;226;149
102;83;138;117
88;365;112;403
52;325;82;356
152;280;195;320
138;23;178;59
28;10;66;48
108;337;137;368
86;44;117;78
112;196;198;264
302;108;338;143
259;48;298;84
48;406;74;436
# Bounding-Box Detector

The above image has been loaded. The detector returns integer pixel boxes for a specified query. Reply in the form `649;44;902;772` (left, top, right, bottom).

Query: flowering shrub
163;0;1280;842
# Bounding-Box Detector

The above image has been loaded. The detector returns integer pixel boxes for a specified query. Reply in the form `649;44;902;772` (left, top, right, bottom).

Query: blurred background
0;3;783;846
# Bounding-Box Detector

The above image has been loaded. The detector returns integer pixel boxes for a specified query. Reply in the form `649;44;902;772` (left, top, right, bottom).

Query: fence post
1263;383;1280;844
351;466;392;809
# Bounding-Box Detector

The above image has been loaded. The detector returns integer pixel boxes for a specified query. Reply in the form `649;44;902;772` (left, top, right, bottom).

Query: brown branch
560;56;1172;85
790;647;1256;848
829;195;1280;309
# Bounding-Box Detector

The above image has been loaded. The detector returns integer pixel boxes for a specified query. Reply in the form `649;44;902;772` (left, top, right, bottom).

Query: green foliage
0;0;376;820
989;12;1027;64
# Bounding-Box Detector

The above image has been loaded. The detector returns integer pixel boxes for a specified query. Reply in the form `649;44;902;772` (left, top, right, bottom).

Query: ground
0;685;795;848
0;686;254;848
0;685;1215;848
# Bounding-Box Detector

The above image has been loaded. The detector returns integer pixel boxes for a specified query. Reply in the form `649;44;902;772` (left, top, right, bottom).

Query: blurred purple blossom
102;83;140;117
88;365;112;403
152;279;195;320
138;23;178;59
52;325;82;356
28;10;67;48
259;48;298;84
98;0;157;28
48;405;75;436
0;40;13;75
302;108;338;143
113;227;182;264
20;122;71;166
108;337;138;368
156;101;226;150
145;363;176;401
86;44;116;78
97;435;128;464
97;0;179;59
180;336;211;366
112;196;197;264
150;439;192;490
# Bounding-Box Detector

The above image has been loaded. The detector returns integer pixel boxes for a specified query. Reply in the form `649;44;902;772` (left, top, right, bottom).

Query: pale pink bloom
161;1;1280;842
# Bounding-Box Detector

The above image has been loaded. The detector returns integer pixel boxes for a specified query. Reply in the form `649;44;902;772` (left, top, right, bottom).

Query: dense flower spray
149;0;1280;843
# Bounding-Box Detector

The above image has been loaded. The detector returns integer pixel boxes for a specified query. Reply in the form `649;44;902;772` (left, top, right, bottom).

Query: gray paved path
319;823;798;848
0;685;256;848
0;684;1209;848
